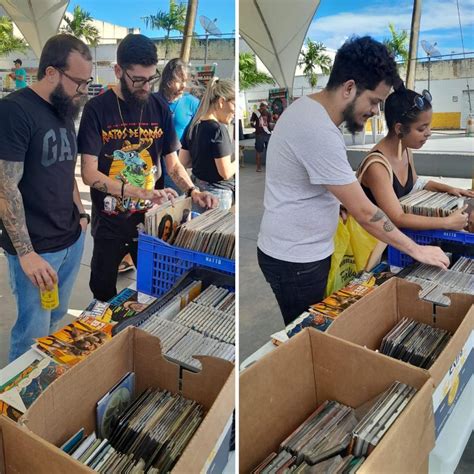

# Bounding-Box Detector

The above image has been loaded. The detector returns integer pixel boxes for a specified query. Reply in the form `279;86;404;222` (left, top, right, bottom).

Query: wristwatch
186;186;200;198
79;212;91;224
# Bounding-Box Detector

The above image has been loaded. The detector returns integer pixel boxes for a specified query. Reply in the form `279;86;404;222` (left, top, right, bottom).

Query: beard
342;97;365;134
120;77;150;108
50;83;86;121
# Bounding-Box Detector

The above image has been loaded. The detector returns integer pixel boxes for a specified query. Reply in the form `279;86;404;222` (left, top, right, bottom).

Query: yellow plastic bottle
40;282;59;310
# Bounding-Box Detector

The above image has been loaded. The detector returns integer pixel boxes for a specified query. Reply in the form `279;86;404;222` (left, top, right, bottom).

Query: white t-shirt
258;95;357;263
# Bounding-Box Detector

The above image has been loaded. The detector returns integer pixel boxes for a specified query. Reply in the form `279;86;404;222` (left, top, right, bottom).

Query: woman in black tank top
359;87;471;231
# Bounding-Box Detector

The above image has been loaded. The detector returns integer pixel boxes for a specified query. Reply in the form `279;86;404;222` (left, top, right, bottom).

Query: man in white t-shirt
257;36;449;325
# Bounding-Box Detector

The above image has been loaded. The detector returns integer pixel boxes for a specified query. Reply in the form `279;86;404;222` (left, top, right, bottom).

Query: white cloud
308;0;474;52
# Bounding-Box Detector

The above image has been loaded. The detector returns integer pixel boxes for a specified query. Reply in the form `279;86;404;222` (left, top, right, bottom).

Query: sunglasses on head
401;89;432;118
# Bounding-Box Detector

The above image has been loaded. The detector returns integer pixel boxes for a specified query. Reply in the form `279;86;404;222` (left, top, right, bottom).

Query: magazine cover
36;318;113;366
97;288;157;323
0;357;67;413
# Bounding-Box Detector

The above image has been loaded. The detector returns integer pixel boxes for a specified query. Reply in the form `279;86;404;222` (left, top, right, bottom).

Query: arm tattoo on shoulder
370;207;395;232
0;161;34;256
92;180;108;194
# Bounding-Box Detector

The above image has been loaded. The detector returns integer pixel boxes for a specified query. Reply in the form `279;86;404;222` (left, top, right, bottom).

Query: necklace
116;91;144;141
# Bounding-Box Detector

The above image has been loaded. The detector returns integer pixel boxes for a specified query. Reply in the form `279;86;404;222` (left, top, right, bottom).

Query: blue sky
67;1;235;38
308;0;474;57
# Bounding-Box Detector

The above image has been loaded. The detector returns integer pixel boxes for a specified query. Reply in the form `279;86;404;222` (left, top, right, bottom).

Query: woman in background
359;87;472;231
179;78;236;201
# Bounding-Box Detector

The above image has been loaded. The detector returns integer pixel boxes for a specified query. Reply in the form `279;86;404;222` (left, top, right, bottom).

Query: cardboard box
239;328;435;474
0;415;91;474
20;327;235;473
326;278;474;436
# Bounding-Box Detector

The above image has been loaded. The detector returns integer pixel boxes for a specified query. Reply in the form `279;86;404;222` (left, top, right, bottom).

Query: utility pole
406;0;422;89
180;0;198;62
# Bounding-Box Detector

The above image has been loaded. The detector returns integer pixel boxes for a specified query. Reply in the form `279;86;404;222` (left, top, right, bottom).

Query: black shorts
255;133;270;152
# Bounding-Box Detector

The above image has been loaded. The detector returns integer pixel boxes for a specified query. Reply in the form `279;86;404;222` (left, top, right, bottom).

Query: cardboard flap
22;328;134;445
327;278;400;349
308;329;431;407
181;356;234;410
0;416;93;474
132;328;180;395
174;367;235;472
239;331;317;473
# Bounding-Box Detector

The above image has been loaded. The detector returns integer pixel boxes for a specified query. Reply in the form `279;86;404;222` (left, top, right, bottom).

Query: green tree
142;1;186;59
62;5;100;46
298;39;331;89
383;22;409;65
239;52;274;90
0;16;27;56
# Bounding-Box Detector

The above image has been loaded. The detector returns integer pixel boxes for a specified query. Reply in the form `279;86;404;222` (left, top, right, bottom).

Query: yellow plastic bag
346;215;379;272
325;217;358;296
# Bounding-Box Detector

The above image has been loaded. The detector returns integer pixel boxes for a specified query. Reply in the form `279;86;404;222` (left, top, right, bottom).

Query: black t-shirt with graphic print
0;88;81;255
77;89;180;240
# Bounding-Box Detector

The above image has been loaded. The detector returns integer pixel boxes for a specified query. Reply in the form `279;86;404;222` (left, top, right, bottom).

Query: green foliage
62;5;100;46
298;39;332;89
383;23;409;64
239;52;274;90
0;16;27;56
142;0;187;58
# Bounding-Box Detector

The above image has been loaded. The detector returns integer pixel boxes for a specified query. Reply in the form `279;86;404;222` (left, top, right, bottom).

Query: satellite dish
420;40;441;93
421;40;441;57
199;16;221;36
199;16;221;64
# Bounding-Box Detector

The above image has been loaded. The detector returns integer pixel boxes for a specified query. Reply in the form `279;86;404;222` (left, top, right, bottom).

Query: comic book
95;288;157;324
0;400;22;421
35;318;113;366
0;357;67;413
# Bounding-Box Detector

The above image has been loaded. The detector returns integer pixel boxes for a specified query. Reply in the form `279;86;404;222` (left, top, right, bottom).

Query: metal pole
204;33;209;64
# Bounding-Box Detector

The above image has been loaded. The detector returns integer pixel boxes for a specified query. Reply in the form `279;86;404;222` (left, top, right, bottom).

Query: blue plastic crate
388;229;474;267
137;233;235;297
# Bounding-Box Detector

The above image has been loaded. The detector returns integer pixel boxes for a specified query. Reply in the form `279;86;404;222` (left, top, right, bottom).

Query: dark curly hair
117;34;157;69
326;36;401;93
385;88;432;133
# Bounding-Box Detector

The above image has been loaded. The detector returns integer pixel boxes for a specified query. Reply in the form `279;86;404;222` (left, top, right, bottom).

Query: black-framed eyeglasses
401;89;432;118
124;69;161;88
55;67;93;93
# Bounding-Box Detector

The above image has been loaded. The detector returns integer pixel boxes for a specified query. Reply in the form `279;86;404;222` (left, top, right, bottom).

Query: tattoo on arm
91;180;108;194
370;207;395;233
0;161;34;256
168;162;193;193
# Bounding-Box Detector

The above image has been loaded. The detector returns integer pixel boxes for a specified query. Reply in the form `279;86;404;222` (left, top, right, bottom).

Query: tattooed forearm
169;162;193;192
370;208;386;223
370;207;395;233
0;161;33;256
91;180;108;194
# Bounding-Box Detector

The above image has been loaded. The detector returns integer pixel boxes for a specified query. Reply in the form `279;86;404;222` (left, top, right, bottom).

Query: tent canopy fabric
0;0;69;58
240;0;320;89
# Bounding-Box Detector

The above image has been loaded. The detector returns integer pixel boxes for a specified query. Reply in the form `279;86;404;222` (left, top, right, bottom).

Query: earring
397;133;403;161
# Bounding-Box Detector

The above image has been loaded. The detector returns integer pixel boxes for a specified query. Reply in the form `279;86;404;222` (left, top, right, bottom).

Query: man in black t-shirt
0;35;92;361
250;102;273;172
78;34;216;302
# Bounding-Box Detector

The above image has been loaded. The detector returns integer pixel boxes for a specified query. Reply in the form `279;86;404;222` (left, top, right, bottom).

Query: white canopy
239;0;320;89
0;0;69;58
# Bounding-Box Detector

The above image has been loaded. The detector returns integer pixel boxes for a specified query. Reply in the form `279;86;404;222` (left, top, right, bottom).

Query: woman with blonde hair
179;77;236;198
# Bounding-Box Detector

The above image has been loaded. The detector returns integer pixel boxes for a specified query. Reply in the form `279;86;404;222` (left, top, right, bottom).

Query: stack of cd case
64;387;204;473
400;259;474;306
251;381;417;473
379;317;451;368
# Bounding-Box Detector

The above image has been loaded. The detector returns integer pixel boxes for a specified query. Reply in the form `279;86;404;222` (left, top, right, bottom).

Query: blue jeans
257;247;331;326
6;232;85;361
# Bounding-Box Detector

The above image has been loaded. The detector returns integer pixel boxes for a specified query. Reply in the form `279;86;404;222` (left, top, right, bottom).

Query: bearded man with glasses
0;34;92;360
78;34;217;302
